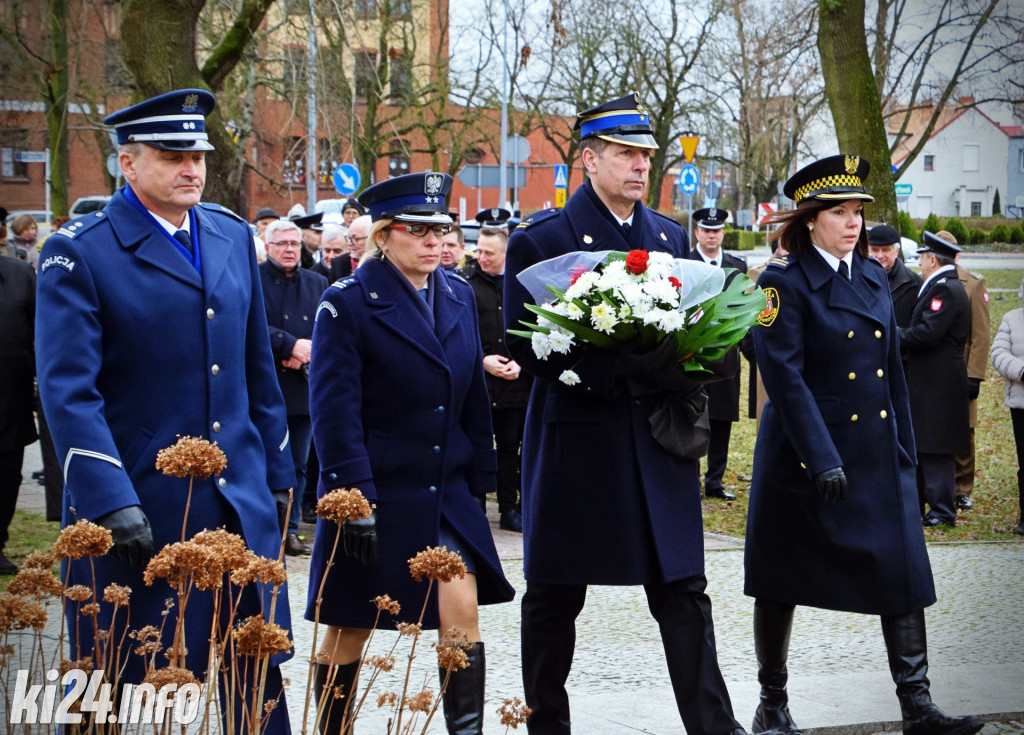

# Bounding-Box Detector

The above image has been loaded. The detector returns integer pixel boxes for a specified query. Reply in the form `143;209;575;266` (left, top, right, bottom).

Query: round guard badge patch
758;287;780;327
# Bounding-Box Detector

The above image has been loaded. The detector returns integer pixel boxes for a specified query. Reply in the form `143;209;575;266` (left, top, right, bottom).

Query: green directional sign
894;183;913;196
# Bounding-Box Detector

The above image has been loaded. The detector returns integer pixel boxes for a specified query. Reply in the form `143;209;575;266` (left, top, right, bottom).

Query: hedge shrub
968;228;987;245
722;229;758;251
944;217;969;243
990;224;1011;243
922;213;941;235
1011;226;1024;245
898;211;918;243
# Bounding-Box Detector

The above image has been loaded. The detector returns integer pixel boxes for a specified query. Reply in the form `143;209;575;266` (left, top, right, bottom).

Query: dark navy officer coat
36;187;296;680
306;257;514;629
504;182;707;585
745;249;936;615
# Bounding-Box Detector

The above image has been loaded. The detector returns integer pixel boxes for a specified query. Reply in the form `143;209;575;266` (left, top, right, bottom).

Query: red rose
570;265;588;285
625;250;649;275
668;276;682;289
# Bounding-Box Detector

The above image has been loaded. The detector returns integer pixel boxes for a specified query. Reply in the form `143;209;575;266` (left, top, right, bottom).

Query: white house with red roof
888;97;1023;218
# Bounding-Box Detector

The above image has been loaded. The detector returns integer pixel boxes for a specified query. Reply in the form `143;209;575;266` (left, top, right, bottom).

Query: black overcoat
898;267;971;455
306;258;514;629
0;256;36;450
887;256;923;328
258;258;328;415
505;183;708;585
745;250;936;615
464;269;532;409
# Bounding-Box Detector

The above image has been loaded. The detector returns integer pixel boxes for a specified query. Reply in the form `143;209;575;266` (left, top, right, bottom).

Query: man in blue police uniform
505;92;750;735
899;231;971;528
36;89;296;733
689;207;748;500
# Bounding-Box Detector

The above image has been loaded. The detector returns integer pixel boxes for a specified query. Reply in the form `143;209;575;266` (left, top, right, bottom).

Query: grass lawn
701;268;1024;542
0;509;60;590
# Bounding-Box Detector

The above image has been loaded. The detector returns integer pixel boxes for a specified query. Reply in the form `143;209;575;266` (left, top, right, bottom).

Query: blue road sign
554;164;568;189
333;163;361;196
679;164;699;195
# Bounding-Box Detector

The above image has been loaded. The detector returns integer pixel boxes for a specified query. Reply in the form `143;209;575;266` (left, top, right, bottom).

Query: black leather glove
967;378;981;401
813;467;847;503
272;490;292;534
343;510;377;565
616;338;702;394
615;337;678;379
94;505;154;567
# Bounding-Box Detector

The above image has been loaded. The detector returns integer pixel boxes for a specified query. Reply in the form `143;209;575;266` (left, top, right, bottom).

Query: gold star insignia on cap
583;234;593;244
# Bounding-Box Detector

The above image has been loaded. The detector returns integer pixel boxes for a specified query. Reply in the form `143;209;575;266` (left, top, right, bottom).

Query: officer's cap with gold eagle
104;89;216;152
783;154;874;205
574;92;658;150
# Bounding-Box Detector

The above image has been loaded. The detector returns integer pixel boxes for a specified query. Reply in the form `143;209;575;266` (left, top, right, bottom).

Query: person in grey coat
990;276;1024;535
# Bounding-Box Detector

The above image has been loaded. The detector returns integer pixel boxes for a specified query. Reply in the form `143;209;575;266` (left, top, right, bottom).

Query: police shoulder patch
56;213;107;240
515;208;561;230
198;201;244;222
757;286;780;326
767;254;793;269
40;253;78;274
315;300;338;321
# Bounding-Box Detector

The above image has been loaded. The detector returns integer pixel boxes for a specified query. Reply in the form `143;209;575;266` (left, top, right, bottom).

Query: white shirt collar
151;212;190;237
918;263;957;297
611;211;634;228
812;244;853;275
696;246;723;265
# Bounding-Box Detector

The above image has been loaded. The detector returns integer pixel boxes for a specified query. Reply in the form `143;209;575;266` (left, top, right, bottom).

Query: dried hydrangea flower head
436;627;474;671
403;689;434;714
155;435;227;479
230;551;287;587
316;488;372;523
144;529;249;591
22;550;57;570
53;520;113;559
143;666;198;689
408;546;466;583
102;583;132;606
232;616;293;658
497;697;532;729
374;594;401;616
5;568;64;599
0;594;48;633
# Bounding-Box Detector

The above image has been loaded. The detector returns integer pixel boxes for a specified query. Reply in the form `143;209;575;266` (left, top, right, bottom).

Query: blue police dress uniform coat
36;188;296;681
259;257;329;415
745;250;936;615
305;257;514;629
504;182;704;585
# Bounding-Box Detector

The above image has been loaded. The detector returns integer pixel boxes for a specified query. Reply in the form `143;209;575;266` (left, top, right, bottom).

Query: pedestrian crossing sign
554;164;568;189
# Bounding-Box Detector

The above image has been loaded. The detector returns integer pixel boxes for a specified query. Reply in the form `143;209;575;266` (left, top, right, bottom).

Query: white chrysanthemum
559;369;581;386
591;302;618;333
546;301;570;316
656;309;687;332
565;303;585;320
643;279;681;306
548;329;575;354
531;331;553;360
565;271;600;299
617;283;650;315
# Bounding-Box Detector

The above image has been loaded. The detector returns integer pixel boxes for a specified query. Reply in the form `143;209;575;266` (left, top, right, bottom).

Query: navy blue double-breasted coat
504;183;708;585
305;257;514;629
35;188;296;680
745;250;936;615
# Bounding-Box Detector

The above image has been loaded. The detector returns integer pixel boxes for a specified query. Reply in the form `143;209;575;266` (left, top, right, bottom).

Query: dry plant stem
302;523;344;735
181;476;195;542
393;579;435;735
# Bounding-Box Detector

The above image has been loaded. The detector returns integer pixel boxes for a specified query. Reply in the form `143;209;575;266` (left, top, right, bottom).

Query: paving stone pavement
10;442;1024;734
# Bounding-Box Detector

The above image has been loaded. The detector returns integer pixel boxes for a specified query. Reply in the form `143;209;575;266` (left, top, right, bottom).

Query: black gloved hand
616;338;702;394
813;467;847;503
94;505;154;567
967;378;981;401
343;510;377;565
615;337;678;379
272;490;292;534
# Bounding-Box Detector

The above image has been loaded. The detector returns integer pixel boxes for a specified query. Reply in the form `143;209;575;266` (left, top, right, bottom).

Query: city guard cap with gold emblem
693;207;729;230
358;172;454;224
475;208;512;227
783;154;874;204
917;230;961;258
104;88;216;151
574;92;659;149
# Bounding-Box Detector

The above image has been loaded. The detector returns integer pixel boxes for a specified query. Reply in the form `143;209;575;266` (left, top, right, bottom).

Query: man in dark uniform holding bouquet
505;93;750;735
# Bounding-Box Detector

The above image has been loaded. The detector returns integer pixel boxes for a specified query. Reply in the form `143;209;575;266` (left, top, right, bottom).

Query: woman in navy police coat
306;172;513;735
745;155;981;735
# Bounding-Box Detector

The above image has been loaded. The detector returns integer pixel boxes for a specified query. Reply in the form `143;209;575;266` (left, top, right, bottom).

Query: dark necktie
173;229;193;256
622;222;631;237
710;259;717;266
838;260;849;280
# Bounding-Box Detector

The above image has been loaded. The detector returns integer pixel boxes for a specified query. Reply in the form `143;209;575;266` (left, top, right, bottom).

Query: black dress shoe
955;495;973;510
922;515;955;529
31;469;44;480
705;486;736;500
499;509;523;532
284;533;311;556
0;552;18;576
1012;522;1024;536
301;505;317;524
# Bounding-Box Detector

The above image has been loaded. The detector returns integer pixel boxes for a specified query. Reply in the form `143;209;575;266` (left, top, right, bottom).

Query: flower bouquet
509;249;766;386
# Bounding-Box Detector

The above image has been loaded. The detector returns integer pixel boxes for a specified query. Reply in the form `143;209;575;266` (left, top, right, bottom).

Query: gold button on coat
848;372;856;380
851;414;858;422
875;330;882;338
877;369;884;377
880;410;888;419
211;364;220;375
847;331;854;338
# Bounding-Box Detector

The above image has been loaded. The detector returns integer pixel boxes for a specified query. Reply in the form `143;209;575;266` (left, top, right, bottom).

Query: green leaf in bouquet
522;303;620;348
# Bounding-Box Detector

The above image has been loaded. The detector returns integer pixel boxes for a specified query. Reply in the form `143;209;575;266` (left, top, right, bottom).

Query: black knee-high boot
1014;469;1024;534
752;600;801;735
880;611;983;735
439;643;485;735
313;661;360;735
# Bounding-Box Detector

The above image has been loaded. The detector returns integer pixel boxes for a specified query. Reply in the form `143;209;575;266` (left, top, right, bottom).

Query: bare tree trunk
45;0;70;217
817;0;896;225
